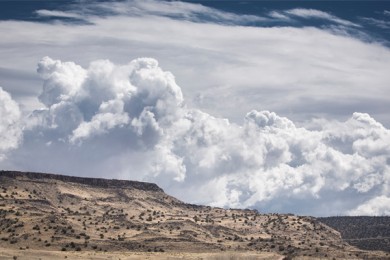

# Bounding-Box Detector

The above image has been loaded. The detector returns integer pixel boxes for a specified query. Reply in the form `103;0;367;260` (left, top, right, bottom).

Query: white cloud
71;110;130;143
268;11;291;21
4;57;389;216
30;56;184;146
0;87;22;160
1;1;389;127
35;9;83;20
37;56;87;107
321;112;390;157
0;0;390;216
285;8;360;27
348;196;390;216
83;0;266;25
361;17;390;29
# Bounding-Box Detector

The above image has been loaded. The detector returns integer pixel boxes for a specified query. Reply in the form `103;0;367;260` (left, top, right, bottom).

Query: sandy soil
0;248;283;260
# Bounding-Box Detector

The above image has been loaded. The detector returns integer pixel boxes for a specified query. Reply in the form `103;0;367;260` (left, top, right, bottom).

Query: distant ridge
319;216;390;252
0;170;164;192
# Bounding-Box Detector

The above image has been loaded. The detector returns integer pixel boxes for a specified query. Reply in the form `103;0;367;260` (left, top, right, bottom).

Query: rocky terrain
0;170;388;259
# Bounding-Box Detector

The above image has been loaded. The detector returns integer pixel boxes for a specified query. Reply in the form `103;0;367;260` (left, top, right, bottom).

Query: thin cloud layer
2;57;389;216
285;8;360;27
360;17;390;29
35;10;83;20
71;0;266;25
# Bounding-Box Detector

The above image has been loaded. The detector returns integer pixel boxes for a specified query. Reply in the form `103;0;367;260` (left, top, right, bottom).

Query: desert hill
319;216;390;253
0;170;388;259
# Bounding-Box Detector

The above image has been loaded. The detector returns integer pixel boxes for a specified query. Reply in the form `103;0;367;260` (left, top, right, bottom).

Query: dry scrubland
319;216;390;252
0;171;389;260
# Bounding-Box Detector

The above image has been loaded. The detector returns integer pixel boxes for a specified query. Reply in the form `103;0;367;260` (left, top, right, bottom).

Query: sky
0;0;390;216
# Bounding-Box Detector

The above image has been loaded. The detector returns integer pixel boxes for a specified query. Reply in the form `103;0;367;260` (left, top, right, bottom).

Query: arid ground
0;171;388;260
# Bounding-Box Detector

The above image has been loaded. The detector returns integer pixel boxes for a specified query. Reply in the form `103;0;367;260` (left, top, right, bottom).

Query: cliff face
0;170;164;192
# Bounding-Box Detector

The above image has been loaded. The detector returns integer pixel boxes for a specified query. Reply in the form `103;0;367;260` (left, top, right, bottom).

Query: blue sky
1;0;389;42
0;0;390;216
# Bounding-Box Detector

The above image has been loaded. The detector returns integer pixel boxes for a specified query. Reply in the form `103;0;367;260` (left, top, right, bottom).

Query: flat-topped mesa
0;170;164;192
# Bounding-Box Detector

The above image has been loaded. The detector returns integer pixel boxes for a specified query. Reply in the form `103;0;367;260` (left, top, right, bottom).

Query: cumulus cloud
6;57;387;216
0;87;22;160
28;57;184;145
1;0;390;216
348;196;390;216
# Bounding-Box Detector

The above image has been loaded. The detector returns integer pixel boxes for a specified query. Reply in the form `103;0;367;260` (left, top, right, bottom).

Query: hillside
319;216;390;252
0;170;388;259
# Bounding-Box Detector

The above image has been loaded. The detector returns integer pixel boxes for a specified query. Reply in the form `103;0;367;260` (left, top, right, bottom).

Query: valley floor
0;248;283;260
